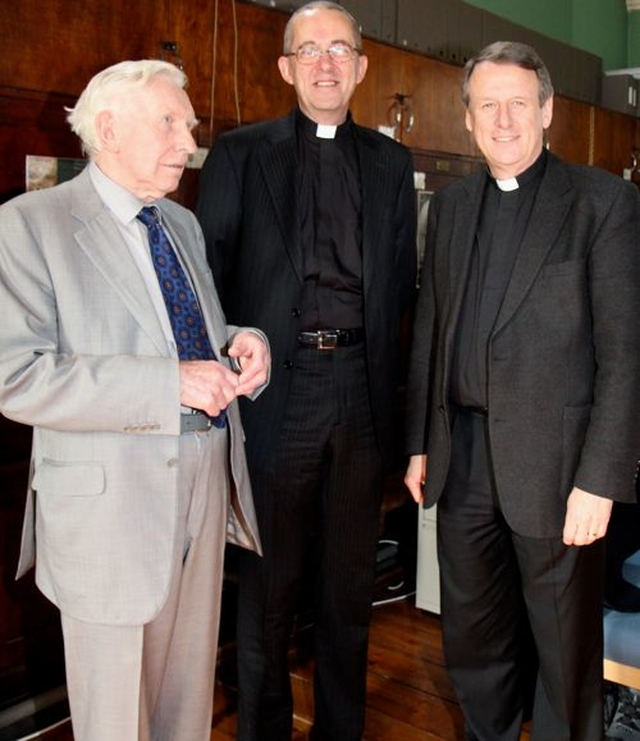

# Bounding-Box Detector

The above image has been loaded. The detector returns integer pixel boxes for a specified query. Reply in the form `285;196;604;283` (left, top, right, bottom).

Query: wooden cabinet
0;0;166;97
593;107;640;175
1;0;638;203
200;1;296;141
416;505;440;614
547;96;593;166
0;416;68;735
352;38;478;158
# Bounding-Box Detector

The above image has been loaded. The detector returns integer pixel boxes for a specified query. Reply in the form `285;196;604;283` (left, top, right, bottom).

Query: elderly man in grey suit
0;60;270;741
405;42;640;740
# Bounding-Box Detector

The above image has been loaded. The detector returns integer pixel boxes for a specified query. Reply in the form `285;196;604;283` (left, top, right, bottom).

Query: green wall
572;0;628;70
629;9;640;67
465;0;631;71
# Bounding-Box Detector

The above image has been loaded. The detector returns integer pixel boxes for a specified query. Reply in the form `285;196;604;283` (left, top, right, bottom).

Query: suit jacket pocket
33;459;106;497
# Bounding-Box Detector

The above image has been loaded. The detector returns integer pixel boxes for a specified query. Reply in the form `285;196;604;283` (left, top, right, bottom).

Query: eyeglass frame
284;42;362;65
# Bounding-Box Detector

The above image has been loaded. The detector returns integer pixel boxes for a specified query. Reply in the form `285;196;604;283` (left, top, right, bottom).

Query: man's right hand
405;454;427;505
179;360;241;417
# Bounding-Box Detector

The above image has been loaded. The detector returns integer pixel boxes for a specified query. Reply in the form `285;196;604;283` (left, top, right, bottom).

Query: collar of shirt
87;161;148;226
295;107;354;142
489;148;548;193
86;162;179;357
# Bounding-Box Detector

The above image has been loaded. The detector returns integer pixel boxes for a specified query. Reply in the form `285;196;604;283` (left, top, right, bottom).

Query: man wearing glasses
196;2;416;739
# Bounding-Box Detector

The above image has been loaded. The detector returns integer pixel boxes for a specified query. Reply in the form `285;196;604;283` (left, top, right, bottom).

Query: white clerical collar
316;124;337;139
495;176;519;192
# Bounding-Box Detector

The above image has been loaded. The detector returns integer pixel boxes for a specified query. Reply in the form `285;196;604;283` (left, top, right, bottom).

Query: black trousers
438;407;605;741
235;344;383;741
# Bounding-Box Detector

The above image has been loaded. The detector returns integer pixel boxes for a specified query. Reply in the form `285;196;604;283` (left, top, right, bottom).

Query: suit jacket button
167;458;179;468
283;360;294;369
291;308;301;318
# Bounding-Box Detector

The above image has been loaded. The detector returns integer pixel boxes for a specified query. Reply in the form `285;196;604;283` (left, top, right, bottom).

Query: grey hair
461;41;554;108
66;59;188;157
282;1;362;55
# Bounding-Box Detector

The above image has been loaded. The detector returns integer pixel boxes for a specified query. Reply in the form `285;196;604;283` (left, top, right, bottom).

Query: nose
177;126;198;154
495;103;513;128
317;51;336;69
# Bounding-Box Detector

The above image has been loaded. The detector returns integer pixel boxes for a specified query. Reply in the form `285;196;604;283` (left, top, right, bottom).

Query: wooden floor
211;597;466;740
32;597;532;741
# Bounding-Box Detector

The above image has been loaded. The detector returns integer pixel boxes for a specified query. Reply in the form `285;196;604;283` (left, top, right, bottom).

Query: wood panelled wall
1;0;639;204
0;0;639;725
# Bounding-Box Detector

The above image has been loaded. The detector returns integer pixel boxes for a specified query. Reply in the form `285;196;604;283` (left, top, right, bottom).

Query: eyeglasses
285;42;361;65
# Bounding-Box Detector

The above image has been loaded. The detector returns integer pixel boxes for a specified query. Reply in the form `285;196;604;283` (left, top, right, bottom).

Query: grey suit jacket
406;152;640;537
0;167;262;624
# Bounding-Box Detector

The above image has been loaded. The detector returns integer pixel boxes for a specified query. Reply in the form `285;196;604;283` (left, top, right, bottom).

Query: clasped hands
179;331;270;417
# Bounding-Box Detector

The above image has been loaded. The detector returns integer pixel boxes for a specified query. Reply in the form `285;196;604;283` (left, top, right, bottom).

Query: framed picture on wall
26;155;86;191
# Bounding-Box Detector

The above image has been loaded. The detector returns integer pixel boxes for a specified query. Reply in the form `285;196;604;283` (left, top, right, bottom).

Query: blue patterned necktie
137;206;226;427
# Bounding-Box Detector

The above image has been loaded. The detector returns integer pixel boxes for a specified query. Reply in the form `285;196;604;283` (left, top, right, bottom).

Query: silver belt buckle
318;330;338;350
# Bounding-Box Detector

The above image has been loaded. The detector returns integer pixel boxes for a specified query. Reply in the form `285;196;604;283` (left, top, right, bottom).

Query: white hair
66;59;188;157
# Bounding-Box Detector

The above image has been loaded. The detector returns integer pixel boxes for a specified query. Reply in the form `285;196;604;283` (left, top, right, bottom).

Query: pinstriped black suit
196;110;416;740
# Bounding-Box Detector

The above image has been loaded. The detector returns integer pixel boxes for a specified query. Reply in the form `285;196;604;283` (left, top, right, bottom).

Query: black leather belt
180;411;214;433
297;328;364;350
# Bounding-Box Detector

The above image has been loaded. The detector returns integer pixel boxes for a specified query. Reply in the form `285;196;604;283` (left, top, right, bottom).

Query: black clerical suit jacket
196;110;416;471
406;152;640;537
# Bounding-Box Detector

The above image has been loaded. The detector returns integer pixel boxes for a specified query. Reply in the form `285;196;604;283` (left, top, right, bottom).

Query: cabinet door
353;38;477;156
204;2;297;136
416;505;440;614
397;0;449;62
0;417;67;730
1;0;166;96
547;96;592;166
340;0;397;44
593;108;639;175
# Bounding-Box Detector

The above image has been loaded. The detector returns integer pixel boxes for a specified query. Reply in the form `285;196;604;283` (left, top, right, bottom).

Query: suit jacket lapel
357;128;390;295
258;113;302;282
493;155;573;334
70;172;170;356
442;172;486;357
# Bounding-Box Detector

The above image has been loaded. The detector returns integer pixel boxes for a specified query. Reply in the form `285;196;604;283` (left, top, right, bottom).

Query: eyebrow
296;37;355;47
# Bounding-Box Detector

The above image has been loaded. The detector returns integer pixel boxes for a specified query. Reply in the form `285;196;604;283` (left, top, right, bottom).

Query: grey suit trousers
60;427;229;741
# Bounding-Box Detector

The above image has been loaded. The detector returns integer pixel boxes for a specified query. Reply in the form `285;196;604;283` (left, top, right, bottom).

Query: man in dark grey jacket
405;41;640;741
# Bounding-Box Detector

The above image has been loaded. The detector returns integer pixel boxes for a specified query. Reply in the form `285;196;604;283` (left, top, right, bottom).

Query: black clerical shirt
450;149;547;409
296;109;363;330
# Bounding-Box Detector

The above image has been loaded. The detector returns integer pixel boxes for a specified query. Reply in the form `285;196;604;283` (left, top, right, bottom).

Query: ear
95;110;119;152
542;95;554;130
355;54;368;84
464;108;473;134
277;56;294;86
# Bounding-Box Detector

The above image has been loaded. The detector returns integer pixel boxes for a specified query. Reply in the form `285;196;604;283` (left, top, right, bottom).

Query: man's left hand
227;331;271;397
562;486;613;546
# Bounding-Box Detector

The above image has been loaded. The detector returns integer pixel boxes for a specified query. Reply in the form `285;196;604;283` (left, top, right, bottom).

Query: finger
565;526;601;547
403;474;423;505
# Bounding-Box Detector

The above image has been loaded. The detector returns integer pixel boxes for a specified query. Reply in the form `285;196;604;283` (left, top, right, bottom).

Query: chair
603;549;640;691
